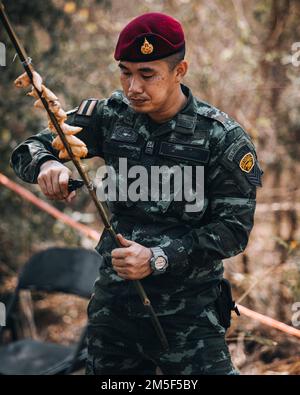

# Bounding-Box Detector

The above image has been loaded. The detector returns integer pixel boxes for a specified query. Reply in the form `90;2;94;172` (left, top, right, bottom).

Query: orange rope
0;172;100;241
1;172;300;340
237;304;300;339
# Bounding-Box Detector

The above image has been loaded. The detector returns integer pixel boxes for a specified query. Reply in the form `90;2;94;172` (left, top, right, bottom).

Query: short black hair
164;48;185;70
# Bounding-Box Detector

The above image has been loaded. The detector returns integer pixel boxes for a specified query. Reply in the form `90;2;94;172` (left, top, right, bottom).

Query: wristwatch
149;247;169;275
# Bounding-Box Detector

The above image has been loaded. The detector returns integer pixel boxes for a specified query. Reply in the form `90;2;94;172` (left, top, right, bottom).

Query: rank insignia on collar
141;38;154;55
239;152;255;173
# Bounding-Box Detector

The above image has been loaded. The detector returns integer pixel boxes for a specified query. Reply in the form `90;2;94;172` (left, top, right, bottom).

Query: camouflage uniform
10;84;263;375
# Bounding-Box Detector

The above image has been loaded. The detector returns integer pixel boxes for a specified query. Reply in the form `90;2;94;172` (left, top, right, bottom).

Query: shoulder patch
196;103;240;131
223;141;263;187
77;98;98;116
239;152;255;173
234;145;263;187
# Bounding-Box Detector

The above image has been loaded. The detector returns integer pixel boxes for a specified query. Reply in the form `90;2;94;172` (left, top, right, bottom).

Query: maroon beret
114;12;185;62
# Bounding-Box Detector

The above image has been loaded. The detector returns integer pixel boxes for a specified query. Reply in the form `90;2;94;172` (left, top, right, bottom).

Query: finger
58;171;70;198
115;268;130;279
38;176;49;197
113;266;128;275
65;191;76;203
111;247;131;259
112;258;127;269
112;262;127;273
51;170;63;199
44;172;54;197
117;233;134;247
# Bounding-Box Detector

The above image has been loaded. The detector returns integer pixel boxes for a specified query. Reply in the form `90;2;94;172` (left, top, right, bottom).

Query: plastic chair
0;247;102;375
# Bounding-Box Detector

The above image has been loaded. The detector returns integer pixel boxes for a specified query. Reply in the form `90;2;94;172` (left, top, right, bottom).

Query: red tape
0;172;100;241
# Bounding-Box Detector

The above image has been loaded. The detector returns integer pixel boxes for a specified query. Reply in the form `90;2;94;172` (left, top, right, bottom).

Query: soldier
11;12;263;374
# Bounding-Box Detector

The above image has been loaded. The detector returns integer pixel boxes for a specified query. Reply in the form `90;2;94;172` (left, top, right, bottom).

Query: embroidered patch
111;125;138;143
239;152;255;173
234;145;263;187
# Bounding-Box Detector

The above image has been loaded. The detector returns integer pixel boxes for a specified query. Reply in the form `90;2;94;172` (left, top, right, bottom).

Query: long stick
0;2;169;351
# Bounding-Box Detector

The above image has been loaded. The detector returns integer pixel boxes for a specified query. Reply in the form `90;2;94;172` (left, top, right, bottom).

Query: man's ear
174;60;188;82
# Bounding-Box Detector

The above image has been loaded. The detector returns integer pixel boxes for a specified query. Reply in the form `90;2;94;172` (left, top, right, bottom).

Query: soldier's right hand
37;160;76;202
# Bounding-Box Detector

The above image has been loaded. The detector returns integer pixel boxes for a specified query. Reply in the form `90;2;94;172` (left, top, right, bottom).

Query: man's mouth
129;98;148;105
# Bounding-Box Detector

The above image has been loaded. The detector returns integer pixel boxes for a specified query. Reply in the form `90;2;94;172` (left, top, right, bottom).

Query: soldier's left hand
111;234;153;280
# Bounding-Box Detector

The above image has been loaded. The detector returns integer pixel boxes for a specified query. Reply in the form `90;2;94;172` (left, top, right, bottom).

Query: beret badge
141;38;154;55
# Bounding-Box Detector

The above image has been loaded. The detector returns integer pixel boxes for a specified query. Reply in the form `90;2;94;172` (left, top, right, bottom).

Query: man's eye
121;71;131;77
142;75;154;80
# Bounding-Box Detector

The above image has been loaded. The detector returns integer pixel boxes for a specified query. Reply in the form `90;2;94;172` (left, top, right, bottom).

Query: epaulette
197;102;240;132
76;98;99;116
66;99;99;128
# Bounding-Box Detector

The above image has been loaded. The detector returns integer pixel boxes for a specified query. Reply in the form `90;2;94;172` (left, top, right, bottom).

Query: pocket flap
159;142;210;164
103;141;141;160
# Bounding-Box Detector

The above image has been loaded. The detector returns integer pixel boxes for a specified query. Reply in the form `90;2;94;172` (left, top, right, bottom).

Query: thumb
65;190;76;203
117;233;134;247
58;170;70;197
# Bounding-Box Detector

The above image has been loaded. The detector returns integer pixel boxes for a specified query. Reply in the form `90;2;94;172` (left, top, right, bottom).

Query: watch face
155;256;166;270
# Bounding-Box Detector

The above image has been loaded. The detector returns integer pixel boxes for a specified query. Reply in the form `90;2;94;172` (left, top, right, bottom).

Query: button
145;141;155;155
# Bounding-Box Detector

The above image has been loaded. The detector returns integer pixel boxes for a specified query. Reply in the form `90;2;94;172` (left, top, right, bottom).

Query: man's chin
129;102;152;113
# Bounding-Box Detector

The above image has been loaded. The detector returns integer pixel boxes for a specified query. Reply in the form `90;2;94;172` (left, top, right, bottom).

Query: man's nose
128;76;143;94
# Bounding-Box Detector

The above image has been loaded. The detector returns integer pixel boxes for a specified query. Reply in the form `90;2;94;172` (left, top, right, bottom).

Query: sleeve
160;126;263;273
10;99;105;184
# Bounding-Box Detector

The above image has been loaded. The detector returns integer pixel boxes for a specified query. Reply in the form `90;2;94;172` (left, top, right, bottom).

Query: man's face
118;59;178;115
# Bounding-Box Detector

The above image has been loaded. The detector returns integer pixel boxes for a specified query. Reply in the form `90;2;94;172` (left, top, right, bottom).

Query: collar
144;84;197;138
174;84;197;135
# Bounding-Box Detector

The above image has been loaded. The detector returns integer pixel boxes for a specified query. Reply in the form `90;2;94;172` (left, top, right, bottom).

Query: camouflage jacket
10;84;263;317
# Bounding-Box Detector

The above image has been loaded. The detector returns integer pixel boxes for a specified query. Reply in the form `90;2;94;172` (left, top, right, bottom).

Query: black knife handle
68;178;85;192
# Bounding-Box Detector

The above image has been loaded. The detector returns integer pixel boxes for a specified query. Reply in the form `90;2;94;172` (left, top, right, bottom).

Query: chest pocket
156;142;210;217
103;124;141;162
